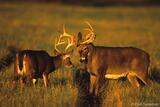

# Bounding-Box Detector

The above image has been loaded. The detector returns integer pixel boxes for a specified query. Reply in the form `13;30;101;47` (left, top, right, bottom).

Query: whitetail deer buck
14;28;74;87
62;22;150;95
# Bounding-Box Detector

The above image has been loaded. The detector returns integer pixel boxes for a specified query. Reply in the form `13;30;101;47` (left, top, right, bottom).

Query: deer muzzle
80;57;87;63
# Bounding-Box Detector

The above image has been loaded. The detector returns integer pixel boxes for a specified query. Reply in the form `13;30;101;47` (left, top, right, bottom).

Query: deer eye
84;47;88;50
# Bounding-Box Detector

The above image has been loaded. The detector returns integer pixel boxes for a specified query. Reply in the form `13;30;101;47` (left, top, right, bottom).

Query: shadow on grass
150;67;160;83
72;66;107;107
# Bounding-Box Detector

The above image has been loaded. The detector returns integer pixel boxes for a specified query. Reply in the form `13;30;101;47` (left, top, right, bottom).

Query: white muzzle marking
80;57;86;61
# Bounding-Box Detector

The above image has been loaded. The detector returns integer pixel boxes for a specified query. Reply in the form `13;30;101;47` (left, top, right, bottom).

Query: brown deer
14;29;74;87
61;22;150;95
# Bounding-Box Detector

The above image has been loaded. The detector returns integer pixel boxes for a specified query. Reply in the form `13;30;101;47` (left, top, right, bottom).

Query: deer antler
80;21;96;44
55;25;75;53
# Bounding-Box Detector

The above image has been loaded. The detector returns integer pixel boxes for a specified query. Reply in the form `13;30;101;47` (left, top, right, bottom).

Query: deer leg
42;73;48;87
127;72;140;88
94;77;99;96
32;78;37;87
94;76;105;96
89;75;97;95
136;72;150;86
19;79;24;88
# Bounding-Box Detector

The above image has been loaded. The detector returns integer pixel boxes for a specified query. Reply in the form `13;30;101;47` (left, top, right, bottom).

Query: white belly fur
105;72;128;79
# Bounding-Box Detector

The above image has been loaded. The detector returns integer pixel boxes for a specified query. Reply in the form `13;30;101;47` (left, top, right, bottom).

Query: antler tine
84;28;92;32
85;21;94;31
64;35;75;52
61;24;75;52
63;24;66;34
65;40;74;52
57;33;66;45
54;34;66;54
54;37;61;54
62;24;73;38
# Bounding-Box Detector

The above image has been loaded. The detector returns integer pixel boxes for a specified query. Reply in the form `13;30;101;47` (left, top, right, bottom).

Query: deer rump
85;45;150;87
14;50;55;81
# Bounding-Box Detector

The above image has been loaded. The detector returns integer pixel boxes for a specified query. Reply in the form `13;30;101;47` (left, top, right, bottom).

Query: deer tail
0;46;20;72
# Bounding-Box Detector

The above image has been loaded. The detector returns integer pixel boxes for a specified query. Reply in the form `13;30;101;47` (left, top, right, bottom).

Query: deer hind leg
42;73;48;87
136;74;149;86
127;72;140;88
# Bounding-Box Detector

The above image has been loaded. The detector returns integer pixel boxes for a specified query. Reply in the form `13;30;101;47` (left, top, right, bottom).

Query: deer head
55;22;96;64
76;22;96;63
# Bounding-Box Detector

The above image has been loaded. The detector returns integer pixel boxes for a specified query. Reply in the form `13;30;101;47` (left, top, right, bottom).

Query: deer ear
54;49;60;55
77;32;82;46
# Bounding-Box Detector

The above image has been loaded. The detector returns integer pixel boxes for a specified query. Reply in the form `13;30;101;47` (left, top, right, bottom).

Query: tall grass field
0;2;160;107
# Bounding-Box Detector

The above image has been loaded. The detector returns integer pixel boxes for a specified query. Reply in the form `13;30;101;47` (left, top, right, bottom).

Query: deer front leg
89;74;98;95
19;79;24;89
32;78;37;87
42;73;48;87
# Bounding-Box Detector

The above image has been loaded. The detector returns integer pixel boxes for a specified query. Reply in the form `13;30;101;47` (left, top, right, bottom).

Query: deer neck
52;55;63;70
86;46;96;72
87;46;95;64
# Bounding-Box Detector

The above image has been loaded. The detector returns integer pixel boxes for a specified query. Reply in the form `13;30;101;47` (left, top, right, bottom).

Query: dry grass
0;2;160;107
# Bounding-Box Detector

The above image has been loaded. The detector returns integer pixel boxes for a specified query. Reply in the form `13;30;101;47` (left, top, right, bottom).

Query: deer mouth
65;62;73;68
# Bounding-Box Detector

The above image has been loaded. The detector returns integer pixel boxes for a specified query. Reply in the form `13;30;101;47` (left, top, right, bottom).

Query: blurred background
0;0;160;6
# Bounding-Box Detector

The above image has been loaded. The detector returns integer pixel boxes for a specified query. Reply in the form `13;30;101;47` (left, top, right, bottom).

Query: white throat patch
80;57;86;61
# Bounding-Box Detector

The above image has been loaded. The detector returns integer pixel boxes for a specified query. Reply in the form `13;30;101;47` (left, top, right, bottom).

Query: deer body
73;22;151;95
14;25;75;87
85;45;150;78
14;50;72;87
77;44;150;95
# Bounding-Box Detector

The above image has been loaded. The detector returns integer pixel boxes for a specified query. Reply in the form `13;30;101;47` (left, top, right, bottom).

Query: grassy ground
0;2;160;107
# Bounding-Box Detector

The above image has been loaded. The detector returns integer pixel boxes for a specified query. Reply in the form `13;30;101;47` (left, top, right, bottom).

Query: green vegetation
0;2;160;107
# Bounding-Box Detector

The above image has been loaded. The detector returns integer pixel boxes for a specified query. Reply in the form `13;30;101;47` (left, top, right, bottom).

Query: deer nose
82;57;86;60
80;57;86;63
80;57;86;60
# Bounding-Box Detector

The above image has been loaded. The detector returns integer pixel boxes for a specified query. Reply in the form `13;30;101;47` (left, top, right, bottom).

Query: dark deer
63;22;150;95
14;28;74;87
